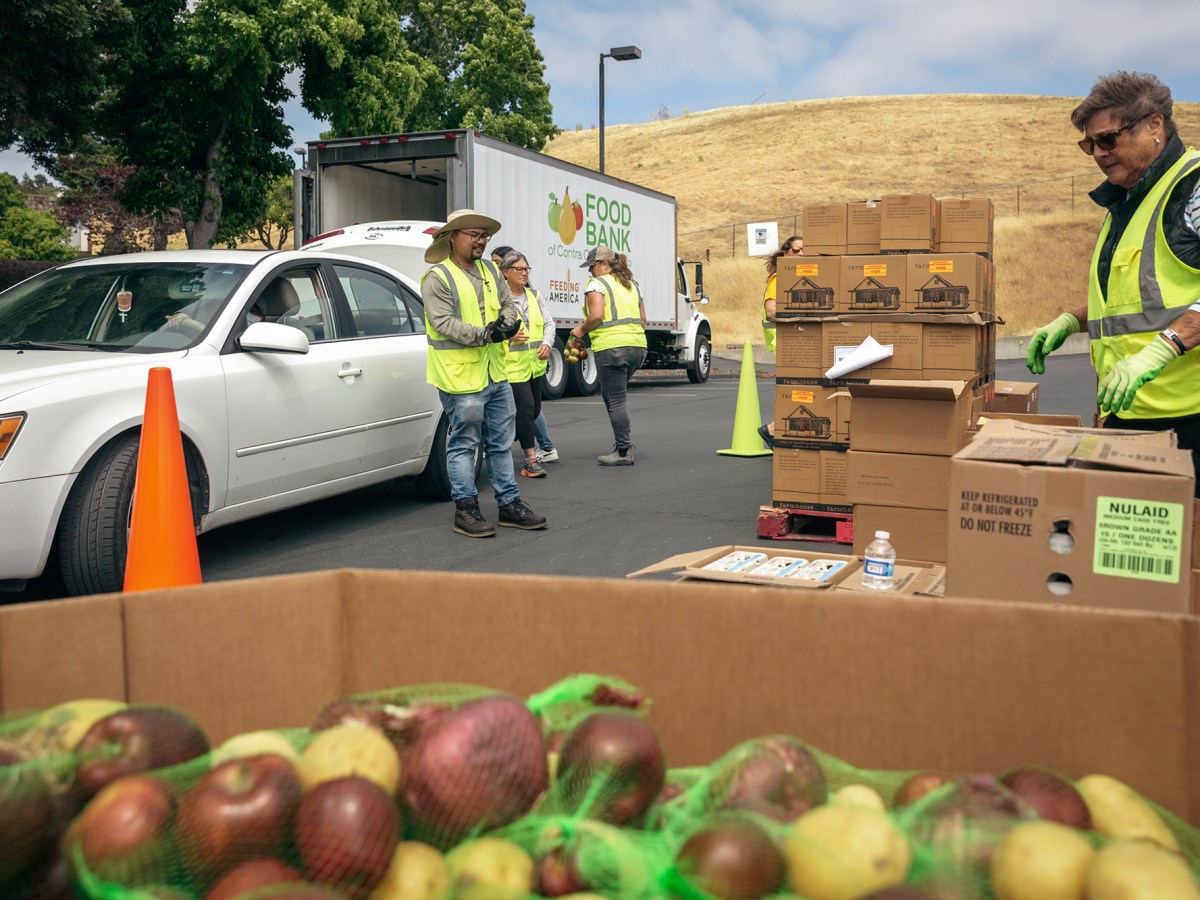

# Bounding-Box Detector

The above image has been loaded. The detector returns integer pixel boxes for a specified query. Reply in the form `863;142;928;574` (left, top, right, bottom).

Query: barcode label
1098;552;1174;577
1093;496;1184;585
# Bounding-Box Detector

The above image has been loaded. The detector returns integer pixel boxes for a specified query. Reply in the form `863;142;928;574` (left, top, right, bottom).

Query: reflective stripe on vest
586;274;646;353
504;287;548;382
1086;148;1200;418
762;273;777;354
422;259;505;394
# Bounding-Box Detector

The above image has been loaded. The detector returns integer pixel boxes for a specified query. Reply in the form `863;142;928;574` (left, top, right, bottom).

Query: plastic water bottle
861;530;896;591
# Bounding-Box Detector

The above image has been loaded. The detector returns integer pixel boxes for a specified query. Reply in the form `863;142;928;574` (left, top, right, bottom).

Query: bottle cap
876;530;890;539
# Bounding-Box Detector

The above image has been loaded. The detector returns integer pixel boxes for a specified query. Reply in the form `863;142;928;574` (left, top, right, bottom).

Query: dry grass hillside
544;94;1200;343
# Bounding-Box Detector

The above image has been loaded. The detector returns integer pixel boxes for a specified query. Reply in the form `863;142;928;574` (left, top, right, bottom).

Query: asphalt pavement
4;346;1098;602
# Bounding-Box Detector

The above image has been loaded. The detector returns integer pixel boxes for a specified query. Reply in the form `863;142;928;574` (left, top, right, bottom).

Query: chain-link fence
678;171;1099;261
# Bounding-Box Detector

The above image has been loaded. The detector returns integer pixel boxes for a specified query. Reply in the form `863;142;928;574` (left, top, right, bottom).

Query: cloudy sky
3;0;1199;178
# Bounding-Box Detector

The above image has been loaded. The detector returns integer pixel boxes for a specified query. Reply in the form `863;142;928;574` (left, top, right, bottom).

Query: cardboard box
839;255;906;314
775;258;842;319
772;446;850;509
938;198;994;254
772;380;851;449
847;201;882;254
992;380;1040;414
820;320;923;380
848;380;975;456
847;450;952;510
1;570;1199;824
880;194;939;251
834;558;947;597
852;504;950;563
802;203;848;255
629;545;859;590
947;420;1196;613
905;253;992;315
922;321;988;381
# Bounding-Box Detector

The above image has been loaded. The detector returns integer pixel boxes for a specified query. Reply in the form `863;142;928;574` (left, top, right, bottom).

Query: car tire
687;332;712;384
542;336;567;401
566;347;600;397
57;435;140;597
414;414;482;501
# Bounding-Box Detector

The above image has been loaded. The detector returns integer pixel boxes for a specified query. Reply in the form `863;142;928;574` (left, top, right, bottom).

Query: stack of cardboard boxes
771;194;997;560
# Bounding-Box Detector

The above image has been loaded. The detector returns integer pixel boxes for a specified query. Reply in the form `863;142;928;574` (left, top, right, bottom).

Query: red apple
555;710;665;826
533;845;590;897
999;765;1091;829
0;743;56;883
65;774;176;887
205;857;304;900
893;771;953;809
295;775;400;899
76;706;210;797
675;814;786;900
176;753;303;886
710;737;826;822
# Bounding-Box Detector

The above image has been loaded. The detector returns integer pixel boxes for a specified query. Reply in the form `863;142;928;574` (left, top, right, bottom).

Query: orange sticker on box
792;264;820;276
863;264;888;277
929;260;955;273
789;390;815;403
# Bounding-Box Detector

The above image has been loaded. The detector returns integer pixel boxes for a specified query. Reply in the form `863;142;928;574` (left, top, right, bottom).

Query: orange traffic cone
123;367;202;592
717;342;773;457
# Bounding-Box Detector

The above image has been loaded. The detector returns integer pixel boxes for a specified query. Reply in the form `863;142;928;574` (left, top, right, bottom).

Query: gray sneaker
598;445;634;466
521;458;548;478
498;498;548;530
453;498;495;538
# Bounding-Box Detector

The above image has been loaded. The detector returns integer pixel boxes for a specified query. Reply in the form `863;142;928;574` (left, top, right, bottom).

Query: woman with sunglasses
497;250;556;478
757;235;804;449
1026;71;1200;493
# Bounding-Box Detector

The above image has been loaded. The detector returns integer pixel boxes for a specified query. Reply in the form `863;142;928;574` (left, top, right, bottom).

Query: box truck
294;129;712;398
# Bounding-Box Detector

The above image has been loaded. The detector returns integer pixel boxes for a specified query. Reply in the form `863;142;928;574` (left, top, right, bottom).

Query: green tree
232;174;294;249
0;207;79;261
399;0;557;150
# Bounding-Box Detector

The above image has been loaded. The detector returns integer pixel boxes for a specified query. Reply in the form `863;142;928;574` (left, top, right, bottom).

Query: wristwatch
1161;328;1187;354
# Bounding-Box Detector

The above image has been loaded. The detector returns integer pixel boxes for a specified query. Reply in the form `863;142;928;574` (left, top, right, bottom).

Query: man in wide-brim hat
420;208;548;537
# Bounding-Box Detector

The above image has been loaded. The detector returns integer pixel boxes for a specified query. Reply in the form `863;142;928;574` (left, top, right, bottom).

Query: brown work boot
597;445;635;466
497;498;547;530
453;498;495;537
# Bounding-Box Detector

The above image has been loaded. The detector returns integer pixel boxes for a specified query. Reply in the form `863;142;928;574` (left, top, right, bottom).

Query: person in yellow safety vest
421;209;548;536
497;249;557;479
1026;71;1200;496
758;235;804;449
570;245;648;465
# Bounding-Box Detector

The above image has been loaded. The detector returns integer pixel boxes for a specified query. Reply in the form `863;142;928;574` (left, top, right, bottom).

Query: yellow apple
369;841;451;900
299;723;401;793
446;836;534;899
210;729;300;767
25;698;126;755
831;783;886;813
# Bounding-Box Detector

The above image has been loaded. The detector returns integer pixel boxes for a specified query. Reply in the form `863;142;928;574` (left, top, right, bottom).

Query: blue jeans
534;409;553;451
439;379;519;506
596;345;647;451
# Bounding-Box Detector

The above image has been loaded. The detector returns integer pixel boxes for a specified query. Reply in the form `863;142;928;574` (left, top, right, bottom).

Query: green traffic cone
717;341;773;457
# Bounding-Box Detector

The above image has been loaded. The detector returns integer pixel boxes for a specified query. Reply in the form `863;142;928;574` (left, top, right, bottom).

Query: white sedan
0;249;456;596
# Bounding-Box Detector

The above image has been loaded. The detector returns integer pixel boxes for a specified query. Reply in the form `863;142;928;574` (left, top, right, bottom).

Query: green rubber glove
1096;336;1178;414
1026;312;1081;375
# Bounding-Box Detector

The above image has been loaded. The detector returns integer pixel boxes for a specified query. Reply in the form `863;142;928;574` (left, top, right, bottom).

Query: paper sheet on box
824;335;893;379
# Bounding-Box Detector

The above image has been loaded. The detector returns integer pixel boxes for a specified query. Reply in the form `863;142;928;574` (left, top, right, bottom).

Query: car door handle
337;366;363;379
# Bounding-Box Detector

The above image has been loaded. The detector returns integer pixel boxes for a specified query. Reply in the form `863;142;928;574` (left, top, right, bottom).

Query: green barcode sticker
1093;496;1184;583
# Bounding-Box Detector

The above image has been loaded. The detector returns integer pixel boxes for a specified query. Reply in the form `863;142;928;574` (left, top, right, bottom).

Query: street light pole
598;45;641;175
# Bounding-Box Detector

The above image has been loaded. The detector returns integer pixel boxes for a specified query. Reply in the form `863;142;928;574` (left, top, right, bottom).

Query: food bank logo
548;188;583;244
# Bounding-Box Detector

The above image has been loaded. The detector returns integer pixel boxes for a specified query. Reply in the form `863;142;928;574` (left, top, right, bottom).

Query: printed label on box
863;264;889;277
791;263;821;277
929;260;955;273
789;389;816;403
1093;497;1184;584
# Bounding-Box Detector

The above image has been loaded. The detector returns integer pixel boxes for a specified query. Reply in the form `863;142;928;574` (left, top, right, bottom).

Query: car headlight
0;414;26;461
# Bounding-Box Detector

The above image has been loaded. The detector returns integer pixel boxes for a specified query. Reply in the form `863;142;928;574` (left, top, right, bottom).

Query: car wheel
57;435;140;596
688;332;712;384
542;336;567;401
566;347;600;396
414;414;483;501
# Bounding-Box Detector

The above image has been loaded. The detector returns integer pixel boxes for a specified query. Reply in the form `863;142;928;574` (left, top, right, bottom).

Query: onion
675;814;785;900
555;710;666;826
710;737;826;822
401;694;548;849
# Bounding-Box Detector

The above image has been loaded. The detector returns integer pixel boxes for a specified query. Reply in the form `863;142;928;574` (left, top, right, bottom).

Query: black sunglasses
1078;114;1149;156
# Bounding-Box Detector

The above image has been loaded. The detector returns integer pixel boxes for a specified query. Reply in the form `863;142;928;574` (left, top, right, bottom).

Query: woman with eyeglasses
498;250;556;478
757;235;804;449
1026;71;1200;494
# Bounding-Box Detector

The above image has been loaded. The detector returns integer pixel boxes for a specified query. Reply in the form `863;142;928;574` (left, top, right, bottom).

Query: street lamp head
293;147;306;156
608;45;641;61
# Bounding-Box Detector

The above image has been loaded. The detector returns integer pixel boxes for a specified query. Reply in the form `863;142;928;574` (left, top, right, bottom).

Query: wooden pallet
756;505;854;544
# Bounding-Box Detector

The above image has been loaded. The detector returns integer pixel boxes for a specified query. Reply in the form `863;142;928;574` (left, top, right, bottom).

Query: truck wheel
566;348;600;396
414;414;483;500
542;337;567;401
57;435;139;596
687;333;712;384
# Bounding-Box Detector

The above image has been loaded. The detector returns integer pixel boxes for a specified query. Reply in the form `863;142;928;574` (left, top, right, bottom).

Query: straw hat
423;209;502;263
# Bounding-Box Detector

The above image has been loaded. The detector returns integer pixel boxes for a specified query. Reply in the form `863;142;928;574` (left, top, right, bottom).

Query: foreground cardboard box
1;569;1198;825
948;420;1196;613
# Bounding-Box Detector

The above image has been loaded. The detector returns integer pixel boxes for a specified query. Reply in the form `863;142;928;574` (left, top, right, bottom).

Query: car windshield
0;261;253;352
